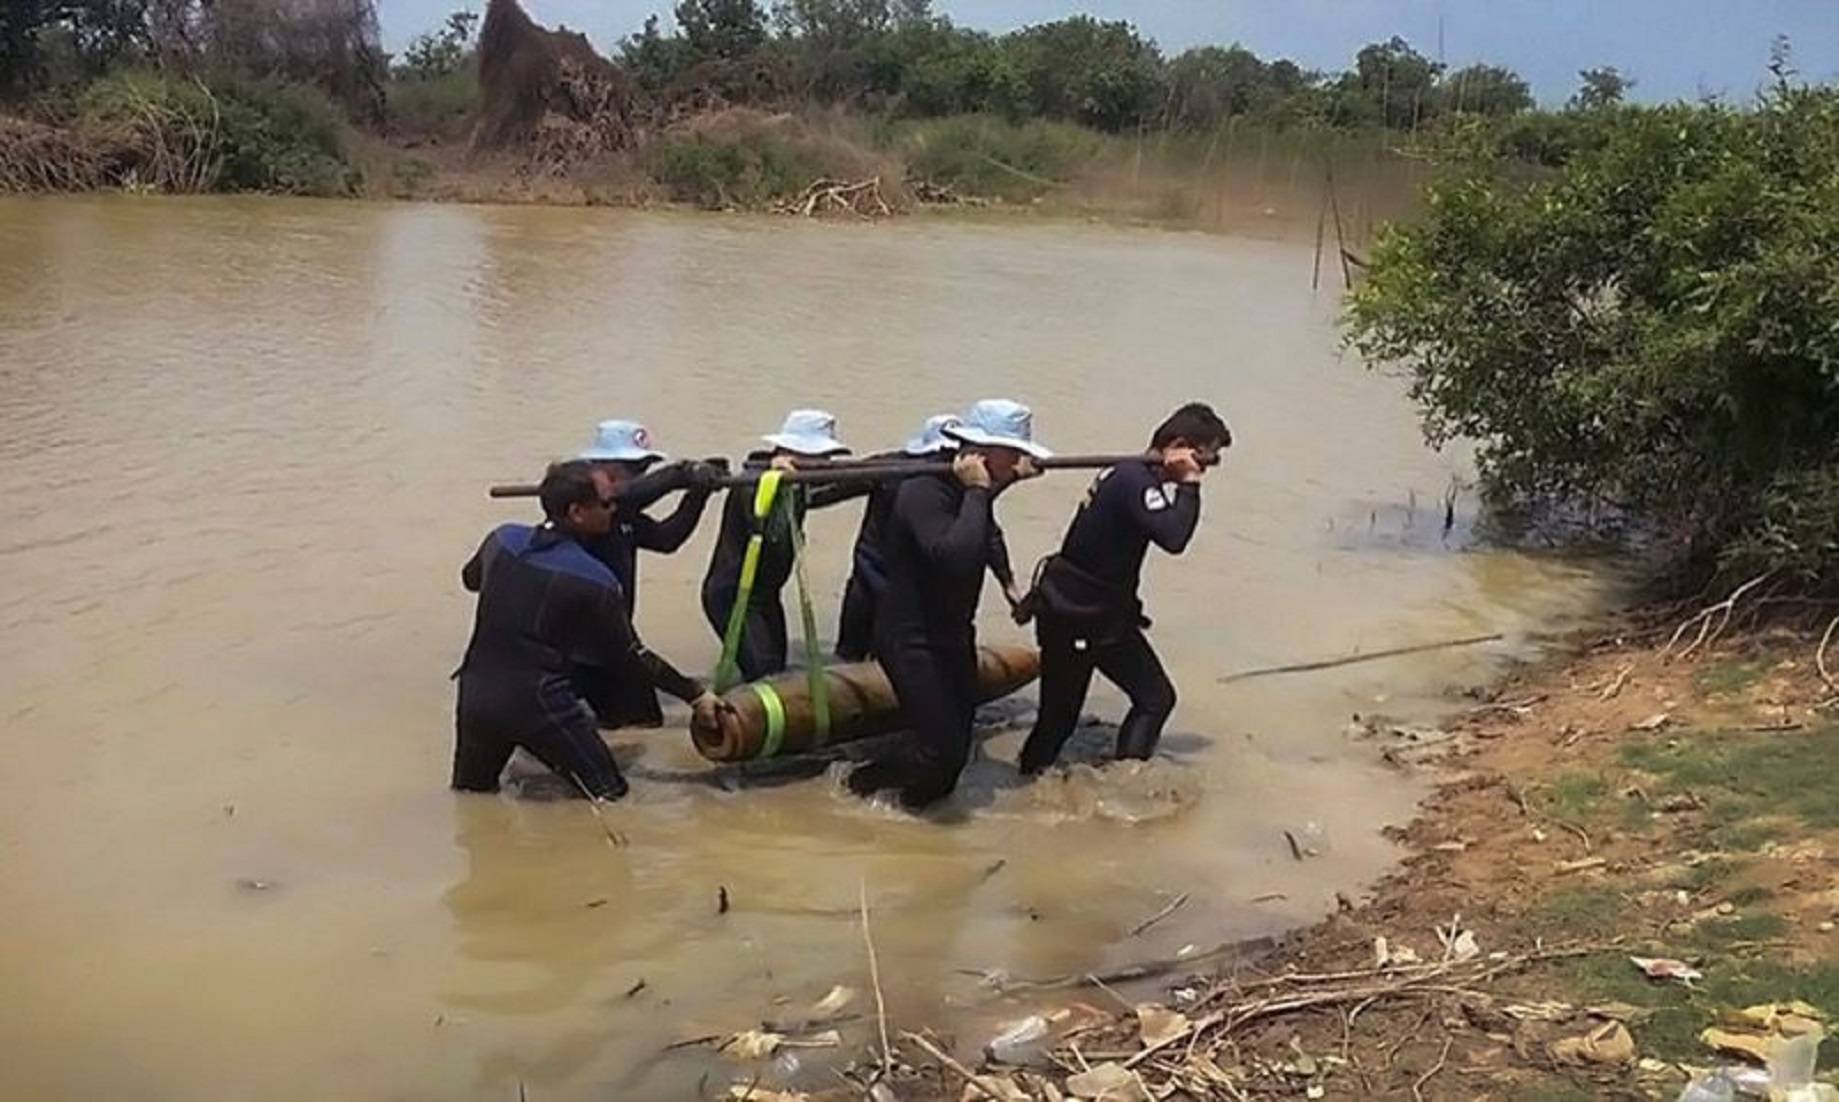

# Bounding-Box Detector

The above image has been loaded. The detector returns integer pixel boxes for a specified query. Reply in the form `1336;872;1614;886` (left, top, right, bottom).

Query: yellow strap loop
714;470;784;692
748;681;787;759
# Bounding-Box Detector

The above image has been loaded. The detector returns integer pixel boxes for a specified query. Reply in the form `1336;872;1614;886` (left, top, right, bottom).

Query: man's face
1170;436;1225;467
567;467;619;534
981;446;1027;484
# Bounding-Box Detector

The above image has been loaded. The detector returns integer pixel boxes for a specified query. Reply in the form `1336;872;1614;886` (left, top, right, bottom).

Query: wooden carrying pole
485;451;1215;500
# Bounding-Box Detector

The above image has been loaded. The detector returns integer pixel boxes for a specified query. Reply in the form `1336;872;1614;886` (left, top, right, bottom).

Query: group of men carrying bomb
450;398;1232;812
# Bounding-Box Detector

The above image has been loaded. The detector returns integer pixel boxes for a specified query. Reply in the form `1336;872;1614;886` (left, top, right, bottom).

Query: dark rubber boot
1114;713;1163;761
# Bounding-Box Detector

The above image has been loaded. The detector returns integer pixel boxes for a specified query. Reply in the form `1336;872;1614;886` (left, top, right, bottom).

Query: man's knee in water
1134;677;1176;722
1121;657;1176;722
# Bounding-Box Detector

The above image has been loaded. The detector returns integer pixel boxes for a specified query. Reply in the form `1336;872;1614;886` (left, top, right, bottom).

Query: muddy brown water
0;196;1609;1100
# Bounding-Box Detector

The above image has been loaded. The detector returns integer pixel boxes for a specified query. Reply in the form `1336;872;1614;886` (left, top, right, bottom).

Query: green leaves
1347;88;1839;593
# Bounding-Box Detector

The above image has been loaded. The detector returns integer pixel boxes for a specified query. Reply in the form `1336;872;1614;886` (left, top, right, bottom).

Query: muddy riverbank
804;616;1839;1102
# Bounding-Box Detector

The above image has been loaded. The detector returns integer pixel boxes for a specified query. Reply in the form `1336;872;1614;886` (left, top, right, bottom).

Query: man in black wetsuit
453;460;725;800
572;419;723;728
700;409;852;683
1016;402;1232;774
813;413;1024;662
847;399;1049;811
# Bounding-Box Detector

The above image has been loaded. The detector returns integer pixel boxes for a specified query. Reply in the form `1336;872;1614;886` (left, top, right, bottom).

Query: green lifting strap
786;508;831;747
713;470;783;693
748;681;788;759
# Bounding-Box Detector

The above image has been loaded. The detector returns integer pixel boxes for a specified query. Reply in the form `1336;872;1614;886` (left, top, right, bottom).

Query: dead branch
771;176;897;219
1598;662;1635;700
1819;614;1839;692
1128;892;1191;938
1410;1036;1454;1102
901;1032;1007;1102
860;878;891;1071
1218;634;1504;684
1663;572;1773;660
968;935;1279;994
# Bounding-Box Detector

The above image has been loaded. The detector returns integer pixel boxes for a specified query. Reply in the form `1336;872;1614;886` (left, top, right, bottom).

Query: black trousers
848;635;978;810
701;582;789;682
1017;620;1176;774
834;574;880;662
452;679;628;800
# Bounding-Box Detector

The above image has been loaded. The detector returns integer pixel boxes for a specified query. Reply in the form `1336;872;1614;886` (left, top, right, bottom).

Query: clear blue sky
378;0;1839;106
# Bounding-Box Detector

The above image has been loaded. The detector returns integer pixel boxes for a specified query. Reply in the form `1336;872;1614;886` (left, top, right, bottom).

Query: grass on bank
8;66;1426;237
1510;721;1839;1069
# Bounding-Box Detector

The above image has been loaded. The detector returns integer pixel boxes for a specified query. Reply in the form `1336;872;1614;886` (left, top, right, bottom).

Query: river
0;196;1606;1100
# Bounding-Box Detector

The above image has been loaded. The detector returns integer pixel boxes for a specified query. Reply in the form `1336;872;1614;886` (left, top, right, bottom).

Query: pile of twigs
772;176;896;219
902;941;1600;1101
0;117;111;192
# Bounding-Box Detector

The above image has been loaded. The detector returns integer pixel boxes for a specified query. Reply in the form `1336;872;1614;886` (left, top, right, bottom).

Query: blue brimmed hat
943;399;1052;459
763;409;850;457
902;413;962;456
578;419;667;464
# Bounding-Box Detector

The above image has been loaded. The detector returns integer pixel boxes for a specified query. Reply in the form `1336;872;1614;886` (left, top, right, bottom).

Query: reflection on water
0;195;1607;1101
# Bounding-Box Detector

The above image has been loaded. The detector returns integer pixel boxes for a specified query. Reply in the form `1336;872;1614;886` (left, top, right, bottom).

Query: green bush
386;70;480;143
1345;84;1839;593
882;114;1106;200
77;70;357;195
648;130;826;208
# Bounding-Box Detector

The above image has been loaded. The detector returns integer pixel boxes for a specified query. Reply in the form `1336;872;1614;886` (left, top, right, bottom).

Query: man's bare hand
953;451;992;489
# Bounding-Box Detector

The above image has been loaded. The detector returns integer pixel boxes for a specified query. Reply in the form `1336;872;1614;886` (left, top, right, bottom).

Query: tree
1346;88;1839;592
620;13;697;96
1165;45;1271;129
1569;65;1632;110
771;0;894;100
394;9;479;80
1;0;62;96
1343;36;1443;128
863;18;1016;115
1002;16;1164;132
1440;63;1532;116
674;0;766;62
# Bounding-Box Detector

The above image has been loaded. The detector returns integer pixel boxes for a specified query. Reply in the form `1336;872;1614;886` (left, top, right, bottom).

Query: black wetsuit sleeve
614;463;691;514
460;532;497;593
898;480;992;572
635;489;712;553
987;523;1017;590
1129;472;1203;554
593;588;704;704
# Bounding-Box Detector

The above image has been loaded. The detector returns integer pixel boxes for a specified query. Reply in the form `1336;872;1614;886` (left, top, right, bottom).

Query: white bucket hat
578;419;667;464
763;409;849;457
943;398;1052;459
901;413;962;457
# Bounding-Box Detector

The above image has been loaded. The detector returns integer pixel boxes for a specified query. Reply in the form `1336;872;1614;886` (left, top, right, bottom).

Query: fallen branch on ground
962;935;1280;994
1663;572;1773;661
771;176;895;219
1818;614;1839;693
1218;634;1505;684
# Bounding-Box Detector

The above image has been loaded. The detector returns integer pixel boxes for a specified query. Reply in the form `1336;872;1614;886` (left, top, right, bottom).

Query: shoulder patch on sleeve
1143;484;1172;512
